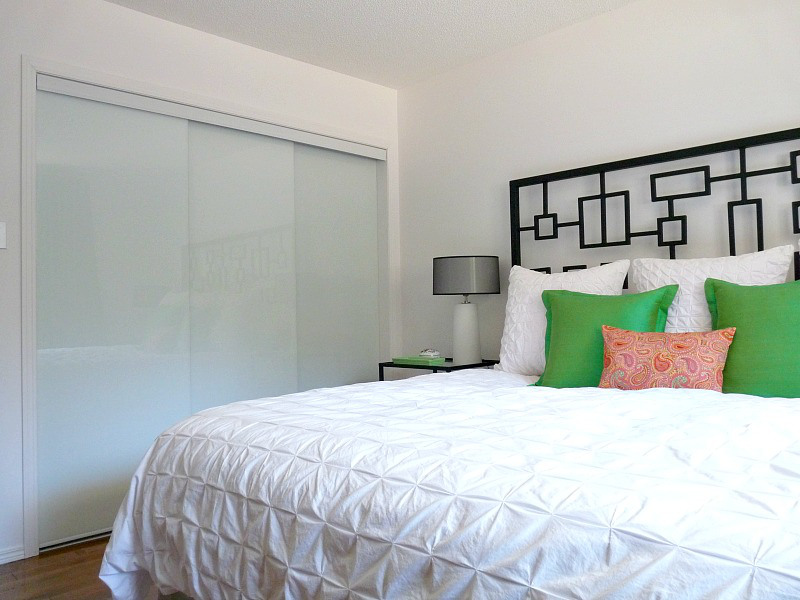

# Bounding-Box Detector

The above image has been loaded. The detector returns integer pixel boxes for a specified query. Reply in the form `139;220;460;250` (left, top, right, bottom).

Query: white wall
398;0;800;360
0;0;399;561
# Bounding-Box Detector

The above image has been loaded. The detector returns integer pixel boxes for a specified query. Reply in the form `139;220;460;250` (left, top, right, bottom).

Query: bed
101;127;800;598
99;368;800;598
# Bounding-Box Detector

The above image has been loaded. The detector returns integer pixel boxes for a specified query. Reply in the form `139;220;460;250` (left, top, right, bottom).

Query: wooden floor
0;537;112;600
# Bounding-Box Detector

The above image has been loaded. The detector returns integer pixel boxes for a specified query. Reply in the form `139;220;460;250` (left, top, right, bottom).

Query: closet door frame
20;56;392;558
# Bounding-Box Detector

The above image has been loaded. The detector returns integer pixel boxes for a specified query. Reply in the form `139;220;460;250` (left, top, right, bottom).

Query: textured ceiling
103;0;638;88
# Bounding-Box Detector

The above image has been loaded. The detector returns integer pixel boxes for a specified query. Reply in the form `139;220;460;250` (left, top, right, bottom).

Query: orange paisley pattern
598;325;736;392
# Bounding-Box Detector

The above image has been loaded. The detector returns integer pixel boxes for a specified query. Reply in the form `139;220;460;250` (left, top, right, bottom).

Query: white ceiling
103;0;638;88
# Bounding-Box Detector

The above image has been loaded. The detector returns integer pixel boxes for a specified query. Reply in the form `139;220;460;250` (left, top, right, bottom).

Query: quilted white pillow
630;244;796;333
497;261;630;376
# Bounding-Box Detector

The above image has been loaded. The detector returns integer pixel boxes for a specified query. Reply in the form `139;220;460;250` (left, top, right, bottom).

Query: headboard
510;127;800;280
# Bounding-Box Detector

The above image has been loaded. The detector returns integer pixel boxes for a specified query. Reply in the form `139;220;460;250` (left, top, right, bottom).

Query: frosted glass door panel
188;122;297;411
294;144;379;390
36;92;191;546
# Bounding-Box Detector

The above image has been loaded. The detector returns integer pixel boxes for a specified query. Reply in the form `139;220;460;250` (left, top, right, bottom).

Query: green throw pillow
705;277;800;398
536;285;678;388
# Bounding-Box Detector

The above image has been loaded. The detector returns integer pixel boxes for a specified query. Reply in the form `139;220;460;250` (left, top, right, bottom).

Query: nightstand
378;359;499;381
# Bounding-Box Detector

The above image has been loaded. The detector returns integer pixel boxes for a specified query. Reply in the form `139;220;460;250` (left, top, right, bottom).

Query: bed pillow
630;244;795;333
705;278;800;398
598;325;736;392
536;285;678;388
497;261;630;376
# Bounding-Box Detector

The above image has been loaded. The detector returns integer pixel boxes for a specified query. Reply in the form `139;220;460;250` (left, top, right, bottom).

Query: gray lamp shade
433;256;500;295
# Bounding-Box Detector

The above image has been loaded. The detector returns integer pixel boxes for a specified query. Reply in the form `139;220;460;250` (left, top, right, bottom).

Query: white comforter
100;369;800;599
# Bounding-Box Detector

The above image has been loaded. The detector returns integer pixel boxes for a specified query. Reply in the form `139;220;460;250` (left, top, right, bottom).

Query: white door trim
21;55;39;559
36;74;386;161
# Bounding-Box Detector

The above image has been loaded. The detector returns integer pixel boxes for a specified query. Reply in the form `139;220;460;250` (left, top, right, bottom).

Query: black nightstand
378;359;499;381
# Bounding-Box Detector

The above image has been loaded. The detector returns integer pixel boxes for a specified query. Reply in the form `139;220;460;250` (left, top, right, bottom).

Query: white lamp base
452;302;481;365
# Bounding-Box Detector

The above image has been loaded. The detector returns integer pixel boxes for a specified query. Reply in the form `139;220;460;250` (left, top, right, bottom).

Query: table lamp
433;256;500;364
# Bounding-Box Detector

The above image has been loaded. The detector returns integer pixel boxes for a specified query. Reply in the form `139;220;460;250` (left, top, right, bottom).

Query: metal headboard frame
510;127;800;278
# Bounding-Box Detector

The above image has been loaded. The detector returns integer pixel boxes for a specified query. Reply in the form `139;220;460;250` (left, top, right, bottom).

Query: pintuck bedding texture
100;369;800;599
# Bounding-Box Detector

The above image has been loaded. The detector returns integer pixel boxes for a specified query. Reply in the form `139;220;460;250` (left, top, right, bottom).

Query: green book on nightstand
392;356;446;366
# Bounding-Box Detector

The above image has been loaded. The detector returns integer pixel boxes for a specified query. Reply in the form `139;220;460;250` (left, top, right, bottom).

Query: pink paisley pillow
598;325;736;392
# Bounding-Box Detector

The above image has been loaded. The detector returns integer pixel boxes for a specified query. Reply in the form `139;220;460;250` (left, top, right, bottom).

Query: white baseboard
0;545;25;565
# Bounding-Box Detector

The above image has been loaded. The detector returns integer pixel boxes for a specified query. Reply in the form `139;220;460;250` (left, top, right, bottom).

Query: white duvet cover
100;369;800;599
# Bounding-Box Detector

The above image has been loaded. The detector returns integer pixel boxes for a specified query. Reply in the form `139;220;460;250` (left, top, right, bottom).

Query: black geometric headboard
510;127;800;279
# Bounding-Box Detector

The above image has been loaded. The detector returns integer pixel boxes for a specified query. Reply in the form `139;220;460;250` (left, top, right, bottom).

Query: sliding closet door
36;92;191;546
294;144;379;390
35;84;384;547
187;122;297;412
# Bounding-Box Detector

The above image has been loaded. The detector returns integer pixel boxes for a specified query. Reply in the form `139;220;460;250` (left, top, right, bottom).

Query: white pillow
497;261;630;376
630;244;796;333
